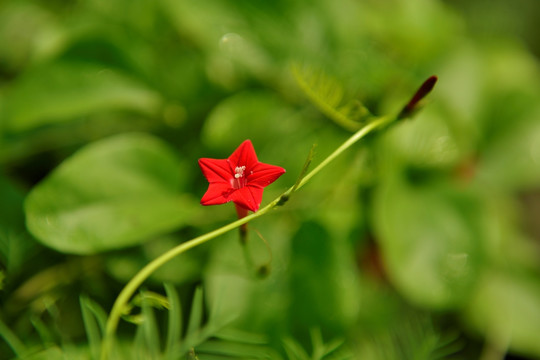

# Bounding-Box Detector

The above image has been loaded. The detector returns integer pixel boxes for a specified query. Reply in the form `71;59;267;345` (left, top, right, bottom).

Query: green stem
295;115;390;190
100;115;394;360
100;206;269;360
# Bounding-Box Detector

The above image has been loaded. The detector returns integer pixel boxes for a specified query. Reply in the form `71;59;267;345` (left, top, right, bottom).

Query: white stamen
234;166;246;179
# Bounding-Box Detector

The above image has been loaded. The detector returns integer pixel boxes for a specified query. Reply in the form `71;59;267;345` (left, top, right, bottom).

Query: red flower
199;140;286;212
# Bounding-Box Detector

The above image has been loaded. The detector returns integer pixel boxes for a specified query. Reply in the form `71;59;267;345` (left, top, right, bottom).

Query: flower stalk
235;204;249;243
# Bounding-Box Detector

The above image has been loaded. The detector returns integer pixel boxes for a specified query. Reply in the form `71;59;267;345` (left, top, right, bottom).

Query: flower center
234;166;246;179
232;165;246;189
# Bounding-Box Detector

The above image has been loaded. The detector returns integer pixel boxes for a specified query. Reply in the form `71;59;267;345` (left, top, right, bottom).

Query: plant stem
100;207;268;360
295;115;391;189
100;115;393;360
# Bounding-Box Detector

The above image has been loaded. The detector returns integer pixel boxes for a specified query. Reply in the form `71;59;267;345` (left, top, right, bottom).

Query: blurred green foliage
1;0;540;359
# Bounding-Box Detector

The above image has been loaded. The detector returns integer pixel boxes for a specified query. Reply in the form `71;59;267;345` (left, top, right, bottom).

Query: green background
1;0;540;359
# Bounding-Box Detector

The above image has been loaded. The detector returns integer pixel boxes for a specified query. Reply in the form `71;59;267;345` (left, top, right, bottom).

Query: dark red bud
399;75;438;119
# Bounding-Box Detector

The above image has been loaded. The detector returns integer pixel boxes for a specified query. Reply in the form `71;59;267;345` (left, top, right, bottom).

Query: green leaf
31;314;56;347
373;180;482;309
128;289;165;358
283;329;350;360
18;347;64;360
213;328;268;345
0;316;26;358
25;133;199;254
289;221;356;331
282;337;310;360
291;63;371;131
141;293;161;359
464;269;540;358
80;295;108;360
133;291;170;310
354;315;462;360
310;328;346;360
159;0;239;51
201;90;299;150
479;117;540;190
186;286;204;339
0;3;63;72
164;283;182;360
384;110;461;169
3;61;163;133
178;286;240;356
195;338;278;359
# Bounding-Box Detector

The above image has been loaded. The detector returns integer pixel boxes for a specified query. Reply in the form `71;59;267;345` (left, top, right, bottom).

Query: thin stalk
100;115;393;360
295;115;391;189
100;207;269;360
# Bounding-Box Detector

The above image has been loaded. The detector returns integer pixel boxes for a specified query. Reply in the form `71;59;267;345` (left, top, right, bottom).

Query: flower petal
247;162;286;188
200;182;234;205
198;158;232;183
227;140;258;170
230;186;263;212
199;140;285;212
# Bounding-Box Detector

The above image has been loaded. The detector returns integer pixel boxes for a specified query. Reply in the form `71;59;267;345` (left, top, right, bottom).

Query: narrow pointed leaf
164;283;183;359
80;295;108;360
186;287;204;338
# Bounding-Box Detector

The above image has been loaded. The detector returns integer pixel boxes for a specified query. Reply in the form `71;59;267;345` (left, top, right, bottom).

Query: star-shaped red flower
199;140;286;212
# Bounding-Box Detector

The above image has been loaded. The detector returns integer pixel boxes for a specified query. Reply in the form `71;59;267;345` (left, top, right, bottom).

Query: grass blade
0;316;26;357
186;286;204;339
80;295;107;360
164;283;182;359
141;292;161;359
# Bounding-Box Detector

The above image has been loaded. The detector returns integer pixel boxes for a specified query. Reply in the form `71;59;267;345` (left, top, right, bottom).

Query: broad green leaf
478;114;540;190
359;0;461;64
373;179;482;309
201;90;299;150
159;0;239;51
464;269;540;358
385;110;461;169
0;3;64;72
3;61;162;133
25;133;198;254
